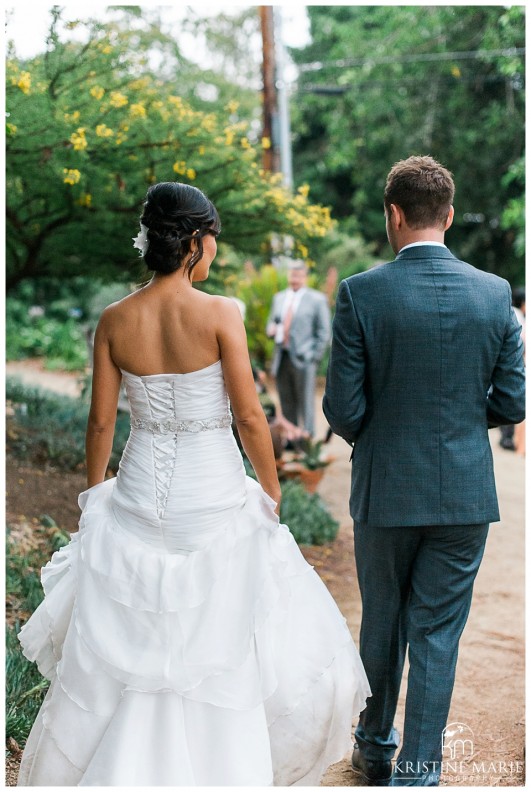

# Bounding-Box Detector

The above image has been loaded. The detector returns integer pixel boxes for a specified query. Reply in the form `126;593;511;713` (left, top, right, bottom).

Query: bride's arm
86;309;122;488
216;298;282;513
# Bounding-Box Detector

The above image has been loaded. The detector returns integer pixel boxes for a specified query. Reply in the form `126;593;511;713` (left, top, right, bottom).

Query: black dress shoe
351;743;392;786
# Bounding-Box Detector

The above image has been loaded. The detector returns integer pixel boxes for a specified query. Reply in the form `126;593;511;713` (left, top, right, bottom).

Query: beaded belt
131;413;233;435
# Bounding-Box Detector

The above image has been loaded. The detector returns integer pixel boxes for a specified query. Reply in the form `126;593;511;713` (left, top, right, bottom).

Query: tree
289;6;524;282
6;8;333;292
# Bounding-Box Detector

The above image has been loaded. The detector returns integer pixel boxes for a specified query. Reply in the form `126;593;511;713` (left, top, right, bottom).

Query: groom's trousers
353;521;489;786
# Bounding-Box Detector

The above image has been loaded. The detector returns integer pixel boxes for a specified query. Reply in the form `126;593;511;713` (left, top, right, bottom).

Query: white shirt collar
399;241;447;252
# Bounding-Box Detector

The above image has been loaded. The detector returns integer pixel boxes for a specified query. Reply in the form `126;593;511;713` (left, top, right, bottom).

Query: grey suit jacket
268;288;331;376
323;246;525;528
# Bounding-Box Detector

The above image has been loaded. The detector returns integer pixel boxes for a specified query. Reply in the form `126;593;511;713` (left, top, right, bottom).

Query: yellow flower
226;99;239;114
100;44;112;55
17;71;31;94
240;137;251;149
198;145;205;156
168;95;183;106
261;137;271;150
109;91;128;108
70;127;88;151
77;193;92;207
90;86;105;100
201;115;216;133
6;123;18;136
63;168;81;185
130;103;146;119
186;168;196;180
172;161;186;175
129;78;150;91
95;124;114;138
451;65;461;79
64;110;81;123
297;184;310;198
297;243;309;259
225;130;234;146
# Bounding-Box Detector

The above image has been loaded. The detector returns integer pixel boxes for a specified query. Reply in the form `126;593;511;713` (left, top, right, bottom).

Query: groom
323;156;525;786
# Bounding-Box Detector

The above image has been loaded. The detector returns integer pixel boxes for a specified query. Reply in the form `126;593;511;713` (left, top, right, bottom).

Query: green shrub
241;460;339;545
230;264;287;370
6;525;51;746
280;479;339;545
6;378;130;471
6;625;48;746
6;301;89;371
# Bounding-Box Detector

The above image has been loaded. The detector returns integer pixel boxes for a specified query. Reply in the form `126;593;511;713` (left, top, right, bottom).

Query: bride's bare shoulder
95;290;139;329
207;294;245;323
99;287;147;314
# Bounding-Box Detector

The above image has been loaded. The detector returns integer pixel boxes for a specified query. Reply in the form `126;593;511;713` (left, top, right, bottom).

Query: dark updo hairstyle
139;182;220;277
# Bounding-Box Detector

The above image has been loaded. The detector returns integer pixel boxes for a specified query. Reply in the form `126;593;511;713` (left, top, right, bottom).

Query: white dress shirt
274;288;307;345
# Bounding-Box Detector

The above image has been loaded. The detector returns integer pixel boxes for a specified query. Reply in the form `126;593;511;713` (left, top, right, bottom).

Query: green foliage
228;264;287;369
6;534;45;618
500;156;525;260
239;460;340;545
5;515;69;746
6;521;50;746
6;310;88;371
6;378;130;471
290;6;525;282
279;479;339;545
6;8;333;291
6;625;48;746
6;277;97;370
311;230;378;283
299;438;329;470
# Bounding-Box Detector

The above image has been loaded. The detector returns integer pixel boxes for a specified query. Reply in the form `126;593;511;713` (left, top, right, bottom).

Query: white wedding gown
17;360;370;786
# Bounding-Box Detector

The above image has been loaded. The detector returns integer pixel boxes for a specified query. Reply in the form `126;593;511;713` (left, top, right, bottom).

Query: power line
300;72;525;95
296;48;525;74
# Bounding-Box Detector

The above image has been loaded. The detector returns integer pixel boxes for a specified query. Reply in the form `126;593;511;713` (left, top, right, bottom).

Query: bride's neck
150;268;195;291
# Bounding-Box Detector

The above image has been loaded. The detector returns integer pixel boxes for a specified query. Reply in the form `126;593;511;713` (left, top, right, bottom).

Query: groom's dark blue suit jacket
323;245;525;528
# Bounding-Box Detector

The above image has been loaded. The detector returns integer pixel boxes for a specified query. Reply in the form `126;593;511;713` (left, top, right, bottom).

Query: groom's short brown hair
384;155;455;230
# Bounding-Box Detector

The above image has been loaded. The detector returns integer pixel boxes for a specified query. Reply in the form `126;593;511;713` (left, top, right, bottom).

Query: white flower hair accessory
132;223;149;257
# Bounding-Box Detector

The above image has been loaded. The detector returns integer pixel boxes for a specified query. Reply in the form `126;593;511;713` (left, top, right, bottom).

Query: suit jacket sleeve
322;279;366;444
312;293;331;361
486;282;526;427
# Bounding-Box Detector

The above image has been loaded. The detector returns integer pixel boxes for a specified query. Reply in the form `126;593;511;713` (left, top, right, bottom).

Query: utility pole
259;6;280;174
274;7;293;190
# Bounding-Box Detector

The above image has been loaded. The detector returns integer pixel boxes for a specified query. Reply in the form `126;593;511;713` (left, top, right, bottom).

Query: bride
17;182;370;786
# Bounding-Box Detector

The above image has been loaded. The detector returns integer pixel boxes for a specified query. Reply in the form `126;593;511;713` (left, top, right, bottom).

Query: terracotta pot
279;462;326;493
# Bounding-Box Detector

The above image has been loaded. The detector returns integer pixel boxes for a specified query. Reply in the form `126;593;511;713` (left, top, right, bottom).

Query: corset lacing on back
119;362;234;520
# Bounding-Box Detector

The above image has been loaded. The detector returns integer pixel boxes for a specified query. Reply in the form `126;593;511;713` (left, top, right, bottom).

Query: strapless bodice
112;359;246;553
120;360;230;426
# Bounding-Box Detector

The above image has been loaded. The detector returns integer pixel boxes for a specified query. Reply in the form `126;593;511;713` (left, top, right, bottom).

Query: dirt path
6;362;525;786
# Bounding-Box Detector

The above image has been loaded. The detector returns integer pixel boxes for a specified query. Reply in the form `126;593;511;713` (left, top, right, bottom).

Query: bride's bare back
104;279;225;376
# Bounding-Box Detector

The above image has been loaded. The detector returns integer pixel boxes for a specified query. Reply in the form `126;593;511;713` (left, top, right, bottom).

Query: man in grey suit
267;261;331;435
323;156;525;786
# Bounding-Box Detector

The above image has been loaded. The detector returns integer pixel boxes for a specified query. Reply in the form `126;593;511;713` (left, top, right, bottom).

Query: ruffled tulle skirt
17;476;370;786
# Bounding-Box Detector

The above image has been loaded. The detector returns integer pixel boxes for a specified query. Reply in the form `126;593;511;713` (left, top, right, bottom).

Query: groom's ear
389;203;403;229
444;206;454;231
